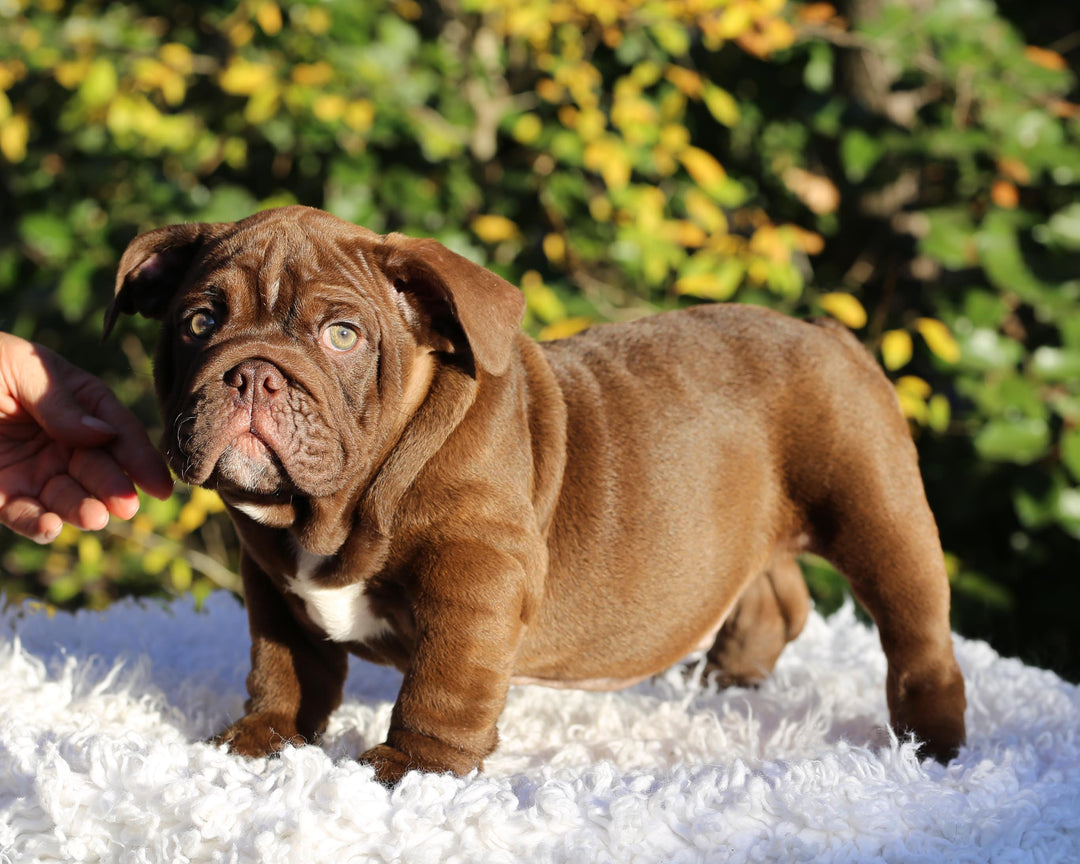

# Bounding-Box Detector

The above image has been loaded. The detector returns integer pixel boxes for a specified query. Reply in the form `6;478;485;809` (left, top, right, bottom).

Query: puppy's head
107;206;524;506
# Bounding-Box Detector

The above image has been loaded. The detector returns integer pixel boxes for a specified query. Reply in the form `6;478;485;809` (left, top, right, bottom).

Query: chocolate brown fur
109;206;965;782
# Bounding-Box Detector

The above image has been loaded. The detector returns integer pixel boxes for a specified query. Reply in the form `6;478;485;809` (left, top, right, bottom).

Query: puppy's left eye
322;323;360;352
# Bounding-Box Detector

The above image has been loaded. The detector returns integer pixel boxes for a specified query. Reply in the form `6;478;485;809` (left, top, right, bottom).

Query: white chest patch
287;547;390;644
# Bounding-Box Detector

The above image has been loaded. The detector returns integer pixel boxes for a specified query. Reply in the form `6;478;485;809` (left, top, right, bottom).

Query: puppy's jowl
108;206;965;783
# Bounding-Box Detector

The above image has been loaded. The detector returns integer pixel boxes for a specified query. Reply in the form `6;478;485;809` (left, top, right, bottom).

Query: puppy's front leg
215;552;349;757
361;543;528;784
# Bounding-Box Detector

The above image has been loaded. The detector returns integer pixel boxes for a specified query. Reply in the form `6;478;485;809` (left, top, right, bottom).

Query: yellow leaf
77;534;102;567
749;225;788;262
472;214;520;244
227;21;255;47
797;3;839;24
542;233;566;264
927;393;951;433
783;225;825;255
680;146;726;192
191;487;226;514
303;7;332;34
292;62;333;87
915;318;960;363
539;316;592;341
664;219;708;248
177;500;207;534
665;65;703;97
513;113;543;144
991;179;1019;209
256;1;283;35
658;123;690;155
896;375;933;399
344;99;375;132
782;166;839;215
675;260;745;300
536;78;564;103
160;43;194;75
522;272;566;324
1024;45;1067;70
79;57;118;108
244;86;280;124
717;4;754;39
895;387;928;423
0;112;28;163
584;138;631;190
54;58;91;89
819;292;867;329
702;83;740;127
0;60;27;91
881;329;913;370
219;59;273;96
313;94;347;122
170;558;193;592
684;189;727;235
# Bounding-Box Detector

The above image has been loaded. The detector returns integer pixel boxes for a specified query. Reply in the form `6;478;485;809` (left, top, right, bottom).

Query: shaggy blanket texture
1;593;1078;864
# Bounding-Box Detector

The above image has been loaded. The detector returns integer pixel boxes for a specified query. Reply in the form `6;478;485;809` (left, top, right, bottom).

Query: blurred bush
0;0;1077;677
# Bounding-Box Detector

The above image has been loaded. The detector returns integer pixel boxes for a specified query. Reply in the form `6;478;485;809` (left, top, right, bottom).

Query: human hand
0;332;173;543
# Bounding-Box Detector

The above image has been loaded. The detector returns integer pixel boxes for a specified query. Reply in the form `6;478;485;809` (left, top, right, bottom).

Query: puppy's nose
225;359;286;402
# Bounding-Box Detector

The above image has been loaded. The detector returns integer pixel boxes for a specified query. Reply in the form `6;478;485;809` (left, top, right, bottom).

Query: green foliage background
1;0;1078;677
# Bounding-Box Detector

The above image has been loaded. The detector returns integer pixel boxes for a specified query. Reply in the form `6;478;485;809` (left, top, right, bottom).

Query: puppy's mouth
173;408;295;497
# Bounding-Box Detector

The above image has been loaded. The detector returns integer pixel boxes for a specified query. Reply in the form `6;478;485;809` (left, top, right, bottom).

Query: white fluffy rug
1;593;1078;863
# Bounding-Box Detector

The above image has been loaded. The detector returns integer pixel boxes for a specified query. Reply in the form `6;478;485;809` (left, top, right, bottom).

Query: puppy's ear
375;234;526;376
105;222;227;338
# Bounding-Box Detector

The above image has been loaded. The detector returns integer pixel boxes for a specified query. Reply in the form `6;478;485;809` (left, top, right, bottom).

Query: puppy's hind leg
702;554;811;687
810;446;966;763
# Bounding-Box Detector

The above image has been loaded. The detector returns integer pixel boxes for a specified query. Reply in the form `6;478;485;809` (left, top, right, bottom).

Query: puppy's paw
360;735;484;786
211;713;307;758
360;744;416;786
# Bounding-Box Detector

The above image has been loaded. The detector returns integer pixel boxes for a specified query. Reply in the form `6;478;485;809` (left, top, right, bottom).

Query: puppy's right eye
187;310;216;338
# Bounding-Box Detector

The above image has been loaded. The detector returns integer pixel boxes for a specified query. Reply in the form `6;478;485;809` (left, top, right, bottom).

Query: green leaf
1039;203;1080;251
19;213;75;263
975;417;1051;464
840;129;884;182
78;58;119;108
803;42;833;93
1062;429;1080;483
961;290;1010;329
1030;347;1080;383
957;328;1024;372
921;208;975;269
977;211;1054;307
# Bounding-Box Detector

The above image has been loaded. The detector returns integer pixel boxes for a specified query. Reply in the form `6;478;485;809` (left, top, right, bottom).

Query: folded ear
105;222;228;338
374;234;526;376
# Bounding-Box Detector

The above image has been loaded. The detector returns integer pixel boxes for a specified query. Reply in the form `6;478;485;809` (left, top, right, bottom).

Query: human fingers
37;473;111;532
0;496;64;544
68;448;142;520
2;338;119;446
83;389;173;501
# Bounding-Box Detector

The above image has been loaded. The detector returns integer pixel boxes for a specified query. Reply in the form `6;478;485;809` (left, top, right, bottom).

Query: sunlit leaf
975;417;1051;464
472;214;520;243
916;318;961;364
702;83;740;127
819;292;867;329
539;316;592;341
881;329;913;370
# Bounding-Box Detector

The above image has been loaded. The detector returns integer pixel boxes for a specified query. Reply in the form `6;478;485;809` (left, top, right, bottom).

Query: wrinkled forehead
189;211;386;309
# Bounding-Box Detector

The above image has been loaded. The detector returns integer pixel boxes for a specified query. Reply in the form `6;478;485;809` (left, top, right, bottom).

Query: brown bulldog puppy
107;205;965;783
